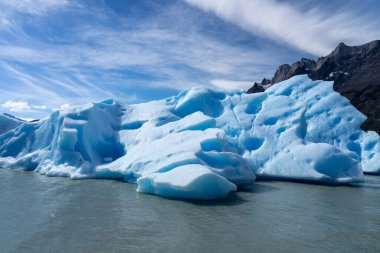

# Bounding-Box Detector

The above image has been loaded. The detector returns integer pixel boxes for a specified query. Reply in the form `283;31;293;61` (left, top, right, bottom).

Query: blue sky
0;0;380;119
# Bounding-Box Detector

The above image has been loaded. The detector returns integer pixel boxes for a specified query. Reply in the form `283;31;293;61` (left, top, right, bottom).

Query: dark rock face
247;40;380;134
247;82;265;93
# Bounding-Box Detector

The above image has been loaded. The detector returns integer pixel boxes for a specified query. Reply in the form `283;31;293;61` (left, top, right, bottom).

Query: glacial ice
137;165;237;200
0;75;379;199
0;113;23;135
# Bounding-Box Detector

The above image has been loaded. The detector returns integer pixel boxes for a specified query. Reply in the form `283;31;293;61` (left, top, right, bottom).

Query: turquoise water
1;169;379;253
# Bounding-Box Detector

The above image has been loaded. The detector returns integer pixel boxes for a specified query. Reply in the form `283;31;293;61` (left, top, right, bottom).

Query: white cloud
0;25;277;94
0;0;299;119
33;105;48;110
1;99;49;112
0;0;70;15
1;100;30;112
210;79;252;90
184;0;380;55
0;0;289;107
0;28;276;76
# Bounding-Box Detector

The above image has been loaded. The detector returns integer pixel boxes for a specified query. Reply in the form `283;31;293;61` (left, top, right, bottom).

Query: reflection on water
1;169;379;253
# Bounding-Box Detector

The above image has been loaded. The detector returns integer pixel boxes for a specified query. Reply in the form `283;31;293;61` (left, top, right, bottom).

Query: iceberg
0;75;379;199
0;113;23;135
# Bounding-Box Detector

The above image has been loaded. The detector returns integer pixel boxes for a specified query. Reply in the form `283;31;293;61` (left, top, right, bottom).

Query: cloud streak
1;99;48;112
0;1;283;116
2;0;378;119
0;0;70;15
1;100;30;112
184;0;380;55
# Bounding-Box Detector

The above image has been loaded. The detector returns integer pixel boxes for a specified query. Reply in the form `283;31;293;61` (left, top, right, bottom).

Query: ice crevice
0;75;379;199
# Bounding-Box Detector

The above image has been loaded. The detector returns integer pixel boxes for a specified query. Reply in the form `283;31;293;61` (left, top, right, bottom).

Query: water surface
1;169;379;253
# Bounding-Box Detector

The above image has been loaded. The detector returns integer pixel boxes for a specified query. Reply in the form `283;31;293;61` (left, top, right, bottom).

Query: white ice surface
0;75;378;199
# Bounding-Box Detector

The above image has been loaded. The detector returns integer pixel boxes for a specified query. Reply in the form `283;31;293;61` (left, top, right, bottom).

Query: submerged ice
0;75;379;199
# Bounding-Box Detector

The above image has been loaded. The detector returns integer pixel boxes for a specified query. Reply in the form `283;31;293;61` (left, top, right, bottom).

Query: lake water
1;169;379;253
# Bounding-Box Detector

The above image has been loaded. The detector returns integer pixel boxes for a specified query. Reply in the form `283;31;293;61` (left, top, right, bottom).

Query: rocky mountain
247;40;380;134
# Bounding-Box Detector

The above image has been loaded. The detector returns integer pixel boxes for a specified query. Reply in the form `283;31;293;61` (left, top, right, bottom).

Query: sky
0;0;380;119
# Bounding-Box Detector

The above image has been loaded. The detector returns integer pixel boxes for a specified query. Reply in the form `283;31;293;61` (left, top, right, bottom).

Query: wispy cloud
1;99;48;112
184;0;380;55
0;0;70;15
1;0;378;119
1;100;30;112
0;26;278;79
0;1;282;111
